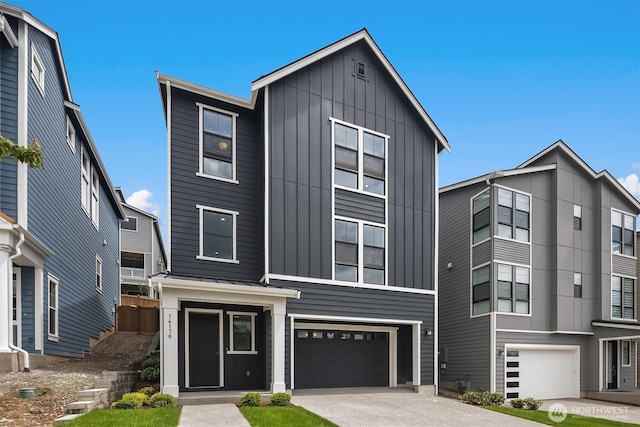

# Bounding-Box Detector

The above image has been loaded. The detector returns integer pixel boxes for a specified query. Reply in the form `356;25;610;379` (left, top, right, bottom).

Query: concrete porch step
178;391;273;406
53;414;82;425
65;400;97;414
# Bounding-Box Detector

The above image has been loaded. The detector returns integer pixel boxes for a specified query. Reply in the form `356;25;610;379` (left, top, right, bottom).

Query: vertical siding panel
297;183;310;276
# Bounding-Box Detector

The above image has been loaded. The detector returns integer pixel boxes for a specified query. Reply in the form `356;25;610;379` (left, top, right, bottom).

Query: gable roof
252;28;449;153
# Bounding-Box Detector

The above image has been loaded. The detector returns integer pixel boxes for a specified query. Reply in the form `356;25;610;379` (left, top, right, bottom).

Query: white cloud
618;173;640;201
126;189;160;217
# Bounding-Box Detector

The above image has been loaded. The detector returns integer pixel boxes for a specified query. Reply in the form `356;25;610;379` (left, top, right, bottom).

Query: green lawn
63;408;181;427
484;406;638;427
240;405;338;427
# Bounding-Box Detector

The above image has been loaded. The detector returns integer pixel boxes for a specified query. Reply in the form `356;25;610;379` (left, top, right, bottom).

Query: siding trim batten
433;137;439;393
264;85;270;283
17;20;27;227
166;80;172;272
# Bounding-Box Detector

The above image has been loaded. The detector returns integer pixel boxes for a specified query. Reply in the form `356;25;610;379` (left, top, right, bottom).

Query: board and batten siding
0;32;19;219
268;40;437;290
169;88;262;281
278;278;435;386
26;27;120;358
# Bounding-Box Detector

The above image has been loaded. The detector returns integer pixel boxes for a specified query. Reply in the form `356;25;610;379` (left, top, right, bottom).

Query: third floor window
199;104;237;183
612;211;635;256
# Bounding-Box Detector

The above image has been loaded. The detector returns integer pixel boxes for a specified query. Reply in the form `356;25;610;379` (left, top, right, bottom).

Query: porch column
0;247;10;352
271;301;286;393
161;290;179;397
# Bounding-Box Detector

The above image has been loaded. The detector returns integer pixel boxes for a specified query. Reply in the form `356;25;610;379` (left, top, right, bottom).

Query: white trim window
497;188;530;242
612;276;634;319
66;116;76;153
198;104;238;183
91;169;99;227
332;118;388;197
334;218;386;285
81;146;90;214
30;43;45;96
612;210;635;256
472;265;490;315
228;312;257;354
622;340;631;366
95;256;102;292
472;190;490;244
574;272;582;298
47;275;59;341
497;263;530;314
573;205;582;230
196;205;239;263
121;216;138;231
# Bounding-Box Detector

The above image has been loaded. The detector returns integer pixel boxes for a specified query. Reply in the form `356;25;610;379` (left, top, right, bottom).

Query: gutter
8;229;29;371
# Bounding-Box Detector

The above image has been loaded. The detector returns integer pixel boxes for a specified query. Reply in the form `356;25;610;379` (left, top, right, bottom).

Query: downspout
8;230;29;371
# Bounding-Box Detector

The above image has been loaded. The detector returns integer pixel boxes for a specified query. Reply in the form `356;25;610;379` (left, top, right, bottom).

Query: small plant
111;392;147;409
141;366;160;382
270;392;291;406
137;386;156;397
149;393;177;408
240;392;262;407
510;398;525;409
460;390;504;406
522;397;541;410
142;350;160;369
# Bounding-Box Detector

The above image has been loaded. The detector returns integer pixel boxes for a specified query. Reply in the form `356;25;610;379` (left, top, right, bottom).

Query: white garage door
505;347;579;400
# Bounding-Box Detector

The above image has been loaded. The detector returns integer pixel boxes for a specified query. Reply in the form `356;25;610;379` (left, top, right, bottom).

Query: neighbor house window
622;341;631;366
91;169;99;226
66;116;75;152
333;119;387;196
228;312;257;354
95;256;102;292
574;273;582;298
335;218;385;285
497;264;530;314
612;211;635;256
197;205;238;263
81;147;90;214
612;276;634;319
472;265;490;315
497;188;530;242
48;275;58;340
121;216;138;231
472;190;490;244
573;205;582;230
199;104;237;182
31;43;45;96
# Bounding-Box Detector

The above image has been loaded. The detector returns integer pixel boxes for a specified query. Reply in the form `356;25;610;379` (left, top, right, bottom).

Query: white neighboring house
115;188;166;297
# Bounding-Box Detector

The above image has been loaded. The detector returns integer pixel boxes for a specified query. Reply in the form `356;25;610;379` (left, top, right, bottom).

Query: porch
584;389;640;406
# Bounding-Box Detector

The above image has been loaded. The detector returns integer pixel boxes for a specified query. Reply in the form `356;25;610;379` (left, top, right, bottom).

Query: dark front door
188;311;221;387
607;341;618;389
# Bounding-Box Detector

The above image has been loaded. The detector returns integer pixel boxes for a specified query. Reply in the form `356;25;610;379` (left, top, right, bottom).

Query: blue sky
9;0;640;236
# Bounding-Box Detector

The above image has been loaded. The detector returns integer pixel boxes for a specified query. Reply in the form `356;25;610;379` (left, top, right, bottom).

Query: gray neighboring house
439;140;640;400
0;2;125;369
115;188;166;297
153;28;449;397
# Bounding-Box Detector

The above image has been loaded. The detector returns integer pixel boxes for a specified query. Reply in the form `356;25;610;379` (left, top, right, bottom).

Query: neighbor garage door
294;328;389;389
505;347;579;400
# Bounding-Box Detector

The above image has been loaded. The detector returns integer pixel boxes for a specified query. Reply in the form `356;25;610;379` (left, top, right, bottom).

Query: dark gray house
439;141;640;399
0;2;125;370
153;29;449;396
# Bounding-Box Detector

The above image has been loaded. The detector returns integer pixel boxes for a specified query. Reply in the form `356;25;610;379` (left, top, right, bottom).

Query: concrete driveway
291;388;540;427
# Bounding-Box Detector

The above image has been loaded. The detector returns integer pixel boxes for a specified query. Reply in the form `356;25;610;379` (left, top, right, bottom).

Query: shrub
522;397;541;410
143;350;160;369
111;392;147;409
137;386;156;397
141;366;160;382
270;392;291;406
460;391;504;406
510;398;525;409
149;393;177;408
240;392;262;407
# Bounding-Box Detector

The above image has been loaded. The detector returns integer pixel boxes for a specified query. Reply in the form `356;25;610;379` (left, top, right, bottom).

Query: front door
186;309;222;388
607;341;618;389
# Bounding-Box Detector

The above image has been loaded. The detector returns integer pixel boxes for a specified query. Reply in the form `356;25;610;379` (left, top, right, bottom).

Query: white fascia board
121;202;158;220
289;313;421;326
0;15;18;47
251;30;450;153
156;72;257;110
439;164;557;194
592;321;640;331
151;276;300;299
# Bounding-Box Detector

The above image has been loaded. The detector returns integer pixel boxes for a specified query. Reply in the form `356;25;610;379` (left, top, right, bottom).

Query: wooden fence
120;294;160;308
116;305;159;334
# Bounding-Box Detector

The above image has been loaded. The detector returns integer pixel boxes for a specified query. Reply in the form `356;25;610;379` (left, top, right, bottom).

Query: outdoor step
76;388;108;399
178;392;273;406
65;400;97;414
53;414;82;425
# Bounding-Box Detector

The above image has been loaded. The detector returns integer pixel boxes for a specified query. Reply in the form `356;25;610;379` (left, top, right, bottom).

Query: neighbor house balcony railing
120;267;145;278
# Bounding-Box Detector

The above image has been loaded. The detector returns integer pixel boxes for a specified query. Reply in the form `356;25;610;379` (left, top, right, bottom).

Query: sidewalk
178;403;250;427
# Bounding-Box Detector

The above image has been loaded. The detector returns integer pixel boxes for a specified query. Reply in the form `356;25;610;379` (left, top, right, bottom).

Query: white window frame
121;216;138;232
495;186;531;243
81;146;90;215
622;340;631;366
470;262;491;318
330;117;389;199
333;215;387;286
471;188;491;246
95;256;102;292
196;205;239;263
91;169;99;228
227;311;257;355
496;262;531;316
30;43;45;97
66;116;76;153
196;103;239;184
611;275;635;321
611;208;636;257
47;274;59;341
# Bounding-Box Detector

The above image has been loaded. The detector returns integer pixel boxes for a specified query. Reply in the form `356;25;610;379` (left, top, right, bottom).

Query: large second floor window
612;276;634;319
612;211;635;256
333;120;387;196
472;265;490;315
197;205;238;263
199;105;237;182
497;263;530;314
334;218;385;285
